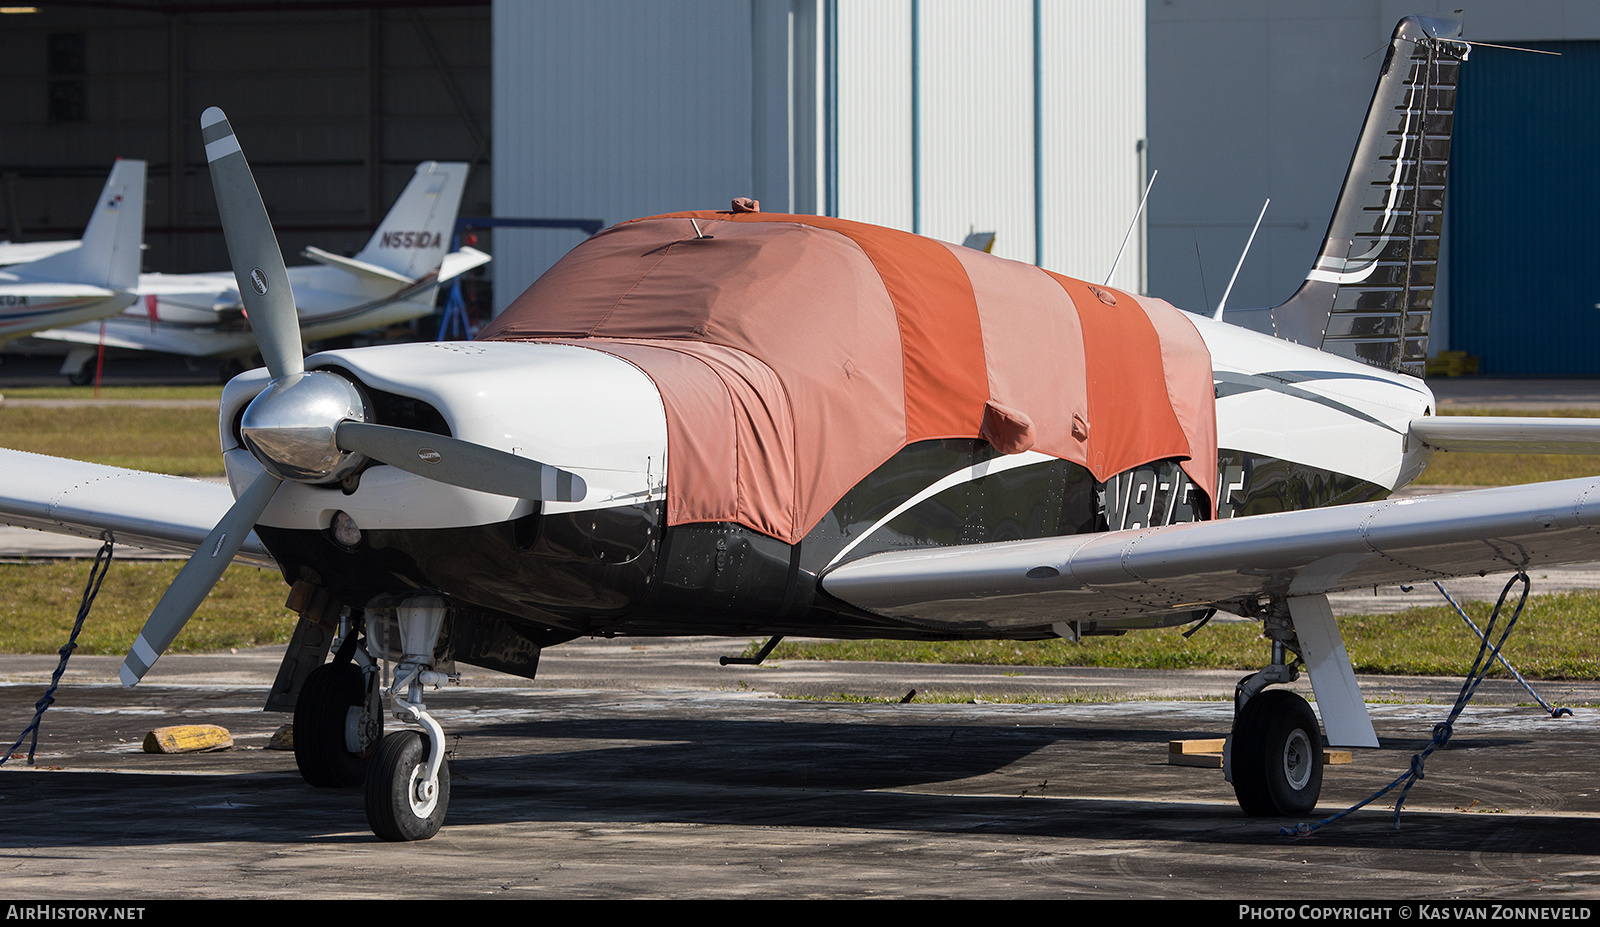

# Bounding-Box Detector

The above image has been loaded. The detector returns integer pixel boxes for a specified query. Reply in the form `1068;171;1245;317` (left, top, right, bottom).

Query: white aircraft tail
1269;16;1467;378
349;161;470;280
13;159;146;290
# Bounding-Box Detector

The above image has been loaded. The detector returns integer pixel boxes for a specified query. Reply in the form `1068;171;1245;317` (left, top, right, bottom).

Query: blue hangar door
1450;41;1600;375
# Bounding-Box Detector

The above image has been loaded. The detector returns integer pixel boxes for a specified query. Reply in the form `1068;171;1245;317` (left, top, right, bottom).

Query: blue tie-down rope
1433;580;1571;718
1;535;115;767
1282;572;1530;837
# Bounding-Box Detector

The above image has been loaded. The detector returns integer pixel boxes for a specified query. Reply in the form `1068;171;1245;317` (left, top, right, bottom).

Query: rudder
13;159;146;290
1271;16;1468;378
351;162;470;280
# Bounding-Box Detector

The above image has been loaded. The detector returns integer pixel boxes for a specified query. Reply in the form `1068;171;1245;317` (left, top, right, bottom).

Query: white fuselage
0;290;136;344
32;263;445;360
219;321;1435;541
1191;312;1435;494
221;342;669;534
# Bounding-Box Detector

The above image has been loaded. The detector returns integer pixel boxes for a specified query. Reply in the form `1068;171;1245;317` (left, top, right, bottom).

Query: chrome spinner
239;370;371;483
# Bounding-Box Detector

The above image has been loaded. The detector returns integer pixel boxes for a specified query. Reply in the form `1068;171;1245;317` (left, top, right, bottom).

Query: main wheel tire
294;662;374;788
365;730;450;842
1231;689;1323;816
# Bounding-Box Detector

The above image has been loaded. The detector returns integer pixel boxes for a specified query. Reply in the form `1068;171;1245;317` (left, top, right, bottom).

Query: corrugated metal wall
1449;41;1600;375
1038;2;1145;286
492;0;761;310
823;0;1147;284
493;0;1147;308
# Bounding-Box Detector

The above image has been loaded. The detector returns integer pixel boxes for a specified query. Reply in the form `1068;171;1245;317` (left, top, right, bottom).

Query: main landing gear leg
1226;604;1324;816
364;595;454;842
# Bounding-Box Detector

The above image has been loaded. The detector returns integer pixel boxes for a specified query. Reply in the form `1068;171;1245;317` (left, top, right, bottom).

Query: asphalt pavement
4;370;1600;899
3;637;1600;900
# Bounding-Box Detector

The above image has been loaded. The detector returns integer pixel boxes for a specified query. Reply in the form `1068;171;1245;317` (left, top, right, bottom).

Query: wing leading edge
0;448;273;566
820;477;1600;633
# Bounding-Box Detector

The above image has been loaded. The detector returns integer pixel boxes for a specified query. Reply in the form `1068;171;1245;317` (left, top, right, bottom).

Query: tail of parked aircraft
1269;15;1467;378
12;159;146;290
350;161;470;280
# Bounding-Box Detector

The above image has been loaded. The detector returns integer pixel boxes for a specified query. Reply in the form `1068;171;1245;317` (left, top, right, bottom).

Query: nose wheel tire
294;662;377;788
365;730;450;842
1231;689;1323;816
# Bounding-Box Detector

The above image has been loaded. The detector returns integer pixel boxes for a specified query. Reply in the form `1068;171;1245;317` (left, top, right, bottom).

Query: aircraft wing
0;448;273;567
0;283;119;298
136;272;239;296
27;325;162;351
820;477;1600;631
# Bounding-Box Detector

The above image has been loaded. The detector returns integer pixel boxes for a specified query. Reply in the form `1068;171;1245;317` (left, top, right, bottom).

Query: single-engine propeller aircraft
0;160;145;344
21;160;487;383
4;16;1596;841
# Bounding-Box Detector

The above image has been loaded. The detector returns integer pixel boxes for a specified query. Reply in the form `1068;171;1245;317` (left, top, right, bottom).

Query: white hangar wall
1145;0;1600;346
491;0;1147;312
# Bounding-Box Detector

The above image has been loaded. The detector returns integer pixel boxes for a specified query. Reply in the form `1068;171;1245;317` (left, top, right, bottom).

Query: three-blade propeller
120;108;585;687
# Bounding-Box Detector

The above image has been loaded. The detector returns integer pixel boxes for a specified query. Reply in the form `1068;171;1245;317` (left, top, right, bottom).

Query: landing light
331;511;362;548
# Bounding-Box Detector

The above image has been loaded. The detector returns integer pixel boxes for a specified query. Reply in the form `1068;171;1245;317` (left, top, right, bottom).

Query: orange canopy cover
479;211;1217;544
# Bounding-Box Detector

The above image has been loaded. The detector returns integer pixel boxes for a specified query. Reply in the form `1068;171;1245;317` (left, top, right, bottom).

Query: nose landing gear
366;728;451;842
362;595;454;842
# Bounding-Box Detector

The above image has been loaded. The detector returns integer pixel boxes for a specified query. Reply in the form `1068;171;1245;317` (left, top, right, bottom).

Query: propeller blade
200;106;304;380
336;421;587;502
120;471;282;687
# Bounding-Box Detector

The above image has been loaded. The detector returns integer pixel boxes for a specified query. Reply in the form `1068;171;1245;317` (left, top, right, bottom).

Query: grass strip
0;560;292;654
0;385;224;401
748;591;1600;679
0;404;224;476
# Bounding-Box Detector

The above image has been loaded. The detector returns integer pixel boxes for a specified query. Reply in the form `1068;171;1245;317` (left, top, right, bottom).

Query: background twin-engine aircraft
9;160;487;382
4;15;1599;842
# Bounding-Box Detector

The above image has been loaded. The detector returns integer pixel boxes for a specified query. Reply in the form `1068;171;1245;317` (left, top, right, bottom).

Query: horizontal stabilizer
301;245;412;285
0;240;81;266
1411;416;1600;454
0;448;274;566
437;246;491;282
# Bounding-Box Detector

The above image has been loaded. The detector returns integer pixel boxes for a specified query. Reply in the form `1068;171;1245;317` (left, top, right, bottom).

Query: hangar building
2;1;1599;374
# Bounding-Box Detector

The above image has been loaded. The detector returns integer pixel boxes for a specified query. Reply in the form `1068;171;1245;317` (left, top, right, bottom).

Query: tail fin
14;159;146;290
350;161;469;280
1271;16;1468;378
